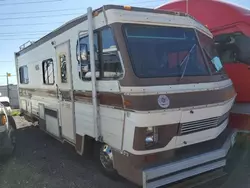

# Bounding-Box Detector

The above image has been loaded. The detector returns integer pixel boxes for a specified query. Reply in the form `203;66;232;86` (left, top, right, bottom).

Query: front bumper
142;129;236;188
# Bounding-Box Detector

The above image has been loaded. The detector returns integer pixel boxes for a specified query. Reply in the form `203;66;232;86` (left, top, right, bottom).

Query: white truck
0;94;15;158
15;5;236;187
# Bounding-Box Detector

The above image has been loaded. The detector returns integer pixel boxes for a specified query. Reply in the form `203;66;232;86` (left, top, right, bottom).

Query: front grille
180;112;229;135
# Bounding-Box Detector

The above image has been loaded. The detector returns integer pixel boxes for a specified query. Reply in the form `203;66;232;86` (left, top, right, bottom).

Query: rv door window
59;54;68;83
19;65;29;84
42;59;54;85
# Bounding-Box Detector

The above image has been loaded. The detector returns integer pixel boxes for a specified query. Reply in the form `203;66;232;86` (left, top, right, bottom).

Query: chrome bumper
142;131;236;188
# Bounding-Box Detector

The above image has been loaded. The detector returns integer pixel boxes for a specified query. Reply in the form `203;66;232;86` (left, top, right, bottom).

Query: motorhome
15;5;237;188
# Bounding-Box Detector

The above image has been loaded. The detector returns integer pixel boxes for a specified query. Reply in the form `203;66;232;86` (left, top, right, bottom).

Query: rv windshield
123;24;212;78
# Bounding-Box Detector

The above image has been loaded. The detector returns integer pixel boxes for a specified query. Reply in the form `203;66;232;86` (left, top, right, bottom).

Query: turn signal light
123;100;132;107
1;115;7;125
93;11;99;17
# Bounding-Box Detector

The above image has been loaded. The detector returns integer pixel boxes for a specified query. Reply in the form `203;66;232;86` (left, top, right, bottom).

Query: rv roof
15;4;204;56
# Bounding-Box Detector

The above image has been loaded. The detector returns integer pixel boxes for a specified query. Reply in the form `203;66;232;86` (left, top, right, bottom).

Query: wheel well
83;135;96;157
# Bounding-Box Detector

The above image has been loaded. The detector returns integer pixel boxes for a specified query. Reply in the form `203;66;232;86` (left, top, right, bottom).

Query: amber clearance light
1;115;7;125
124;5;132;10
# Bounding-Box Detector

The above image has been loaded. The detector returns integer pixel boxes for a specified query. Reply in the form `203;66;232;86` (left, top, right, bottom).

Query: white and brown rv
15;5;237;188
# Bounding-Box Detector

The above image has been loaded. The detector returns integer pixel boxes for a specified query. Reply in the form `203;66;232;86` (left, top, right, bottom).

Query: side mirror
80;44;88;61
77;44;88;61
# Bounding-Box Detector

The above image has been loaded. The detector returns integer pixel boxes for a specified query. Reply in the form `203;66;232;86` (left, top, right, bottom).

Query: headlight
133;124;178;151
145;126;159;148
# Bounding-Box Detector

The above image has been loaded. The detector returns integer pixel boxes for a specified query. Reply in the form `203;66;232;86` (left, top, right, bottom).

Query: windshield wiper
179;44;196;79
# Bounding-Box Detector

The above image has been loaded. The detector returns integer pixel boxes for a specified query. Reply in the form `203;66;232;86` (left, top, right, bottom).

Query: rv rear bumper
142;130;236;188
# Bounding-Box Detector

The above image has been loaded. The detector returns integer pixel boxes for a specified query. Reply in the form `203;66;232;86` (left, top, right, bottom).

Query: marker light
124;5;132;10
1;115;7;125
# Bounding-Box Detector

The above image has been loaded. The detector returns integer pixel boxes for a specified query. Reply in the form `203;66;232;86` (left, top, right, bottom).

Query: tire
8;116;17;152
94;142;119;179
8;116;17;130
9;128;16;153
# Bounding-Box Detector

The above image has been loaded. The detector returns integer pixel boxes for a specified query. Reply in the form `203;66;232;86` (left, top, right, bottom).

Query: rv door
55;40;75;143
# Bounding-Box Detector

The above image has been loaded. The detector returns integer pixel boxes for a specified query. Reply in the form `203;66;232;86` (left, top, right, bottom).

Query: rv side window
77;27;123;80
42;59;54;85
19;65;29;84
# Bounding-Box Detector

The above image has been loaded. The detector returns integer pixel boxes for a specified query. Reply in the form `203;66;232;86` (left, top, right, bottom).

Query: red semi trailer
158;0;250;131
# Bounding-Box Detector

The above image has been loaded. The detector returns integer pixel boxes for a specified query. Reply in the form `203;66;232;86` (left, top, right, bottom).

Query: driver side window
77;34;100;80
76;27;123;81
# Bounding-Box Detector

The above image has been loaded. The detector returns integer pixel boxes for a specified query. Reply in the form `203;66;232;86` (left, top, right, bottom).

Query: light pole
6;72;10;98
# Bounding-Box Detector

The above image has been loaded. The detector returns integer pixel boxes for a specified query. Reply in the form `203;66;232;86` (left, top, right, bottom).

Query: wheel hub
100;144;114;171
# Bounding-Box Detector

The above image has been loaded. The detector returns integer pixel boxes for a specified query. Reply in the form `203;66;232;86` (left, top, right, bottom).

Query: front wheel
94;143;118;179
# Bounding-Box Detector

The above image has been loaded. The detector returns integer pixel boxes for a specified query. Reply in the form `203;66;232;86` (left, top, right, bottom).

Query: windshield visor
123;24;211;78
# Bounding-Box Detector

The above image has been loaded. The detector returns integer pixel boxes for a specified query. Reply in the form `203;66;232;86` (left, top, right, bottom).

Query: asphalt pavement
0;116;250;188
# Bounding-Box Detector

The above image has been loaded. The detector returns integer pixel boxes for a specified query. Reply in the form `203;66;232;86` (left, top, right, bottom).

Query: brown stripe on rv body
74;91;124;108
19;85;236;111
74;85;235;111
19;88;57;98
19;88;72;101
123;85;236;111
112;23;229;87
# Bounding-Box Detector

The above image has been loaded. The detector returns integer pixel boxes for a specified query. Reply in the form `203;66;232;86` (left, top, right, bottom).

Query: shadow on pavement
0;126;136;188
